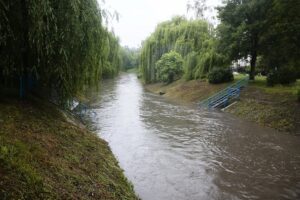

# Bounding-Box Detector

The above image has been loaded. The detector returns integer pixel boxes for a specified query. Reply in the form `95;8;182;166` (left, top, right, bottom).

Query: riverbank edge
144;78;300;134
0;96;138;199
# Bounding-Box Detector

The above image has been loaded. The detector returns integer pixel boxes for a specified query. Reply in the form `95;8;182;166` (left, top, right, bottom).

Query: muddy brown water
80;73;300;200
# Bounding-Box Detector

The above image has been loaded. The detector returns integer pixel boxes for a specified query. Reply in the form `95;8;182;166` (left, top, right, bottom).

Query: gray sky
99;0;222;48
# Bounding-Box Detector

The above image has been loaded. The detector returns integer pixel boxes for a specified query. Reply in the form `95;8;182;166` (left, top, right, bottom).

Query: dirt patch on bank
145;79;234;104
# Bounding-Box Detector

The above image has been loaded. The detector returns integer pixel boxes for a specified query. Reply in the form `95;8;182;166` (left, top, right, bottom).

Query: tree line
0;0;121;105
120;46;140;71
140;0;300;85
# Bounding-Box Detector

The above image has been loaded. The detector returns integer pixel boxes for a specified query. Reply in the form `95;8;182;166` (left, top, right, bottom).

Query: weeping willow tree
140;16;229;83
101;30;121;78
0;0;121;105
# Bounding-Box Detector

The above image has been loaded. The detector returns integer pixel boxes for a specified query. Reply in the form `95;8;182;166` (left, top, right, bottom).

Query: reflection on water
81;73;300;200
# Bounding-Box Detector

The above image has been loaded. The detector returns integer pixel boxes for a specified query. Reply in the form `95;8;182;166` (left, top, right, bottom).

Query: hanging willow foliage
0;0;121;105
139;16;228;83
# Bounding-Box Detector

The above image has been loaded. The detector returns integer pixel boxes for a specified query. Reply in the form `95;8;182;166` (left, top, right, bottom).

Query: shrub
155;51;183;83
267;67;297;86
267;71;279;86
208;68;233;84
277;67;297;85
297;89;300;102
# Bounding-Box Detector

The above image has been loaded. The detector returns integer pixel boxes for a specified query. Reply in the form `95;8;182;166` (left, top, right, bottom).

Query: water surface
81;73;300;200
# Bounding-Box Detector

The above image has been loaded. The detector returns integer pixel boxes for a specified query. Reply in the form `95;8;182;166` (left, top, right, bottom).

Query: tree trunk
20;0;29;98
250;50;257;80
250;32;258;81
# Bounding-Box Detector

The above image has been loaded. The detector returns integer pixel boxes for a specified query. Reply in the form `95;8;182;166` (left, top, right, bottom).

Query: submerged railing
199;76;249;109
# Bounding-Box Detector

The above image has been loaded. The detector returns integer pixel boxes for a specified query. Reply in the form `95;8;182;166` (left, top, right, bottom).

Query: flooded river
81;73;300;200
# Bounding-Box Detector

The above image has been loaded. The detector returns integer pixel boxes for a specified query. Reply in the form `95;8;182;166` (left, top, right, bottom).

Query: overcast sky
99;0;222;48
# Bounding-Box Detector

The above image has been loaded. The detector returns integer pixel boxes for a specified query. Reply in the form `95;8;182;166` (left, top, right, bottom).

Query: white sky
99;0;222;48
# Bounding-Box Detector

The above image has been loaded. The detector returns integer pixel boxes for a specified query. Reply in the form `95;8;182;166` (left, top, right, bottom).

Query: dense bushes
267;67;297;86
155;51;183;83
208;68;233;84
298;89;300;102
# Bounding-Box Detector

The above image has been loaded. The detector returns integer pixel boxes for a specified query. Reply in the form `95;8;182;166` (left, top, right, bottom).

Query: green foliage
140;16;223;83
217;0;272;80
297;89;300;102
102;31;122;78
0;0;121;106
277;67;297;85
208;68;233;84
120;46;140;71
267;67;297;86
260;0;300;75
266;71;278;87
218;0;300;81
155;51;183;83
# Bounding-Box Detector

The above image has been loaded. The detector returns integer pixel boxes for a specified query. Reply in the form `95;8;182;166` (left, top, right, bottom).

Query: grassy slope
226;77;300;133
144;75;300;133
0;97;137;200
145;75;246;105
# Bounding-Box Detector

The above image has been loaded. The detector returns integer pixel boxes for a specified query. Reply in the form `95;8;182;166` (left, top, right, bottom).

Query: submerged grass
0;96;138;199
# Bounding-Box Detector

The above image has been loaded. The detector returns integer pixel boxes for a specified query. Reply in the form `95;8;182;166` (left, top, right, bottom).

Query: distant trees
0;0;121;105
120;47;140;71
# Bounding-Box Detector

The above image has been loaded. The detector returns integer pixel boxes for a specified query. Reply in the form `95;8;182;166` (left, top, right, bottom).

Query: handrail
200;76;249;108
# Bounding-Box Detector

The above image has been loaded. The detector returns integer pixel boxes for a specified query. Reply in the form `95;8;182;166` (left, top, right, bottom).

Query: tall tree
217;0;272;80
0;0;121;106
140;16;224;83
260;0;300;72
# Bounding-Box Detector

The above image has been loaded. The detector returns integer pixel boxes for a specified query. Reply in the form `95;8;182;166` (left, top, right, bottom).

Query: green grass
250;76;300;95
234;73;248;81
0;97;138;200
227;75;300;133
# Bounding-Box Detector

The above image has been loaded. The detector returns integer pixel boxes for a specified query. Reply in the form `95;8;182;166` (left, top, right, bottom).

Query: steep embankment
145;77;300;134
0;97;137;199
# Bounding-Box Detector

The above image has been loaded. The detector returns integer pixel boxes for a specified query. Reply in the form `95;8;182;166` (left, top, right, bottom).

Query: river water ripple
81;73;300;200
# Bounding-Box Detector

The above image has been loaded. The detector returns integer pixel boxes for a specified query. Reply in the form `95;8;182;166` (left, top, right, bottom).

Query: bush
278;67;297;85
267;67;297;86
208;68;234;84
267;71;279;86
298;89;300;102
155;51;183;83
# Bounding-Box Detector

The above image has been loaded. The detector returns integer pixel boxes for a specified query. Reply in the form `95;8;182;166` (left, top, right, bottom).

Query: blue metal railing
199;76;249;109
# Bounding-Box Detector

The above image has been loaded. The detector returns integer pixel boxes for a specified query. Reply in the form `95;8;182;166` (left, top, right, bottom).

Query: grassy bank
226;77;300;134
145;75;245;105
0;97;138;199
144;76;300;133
